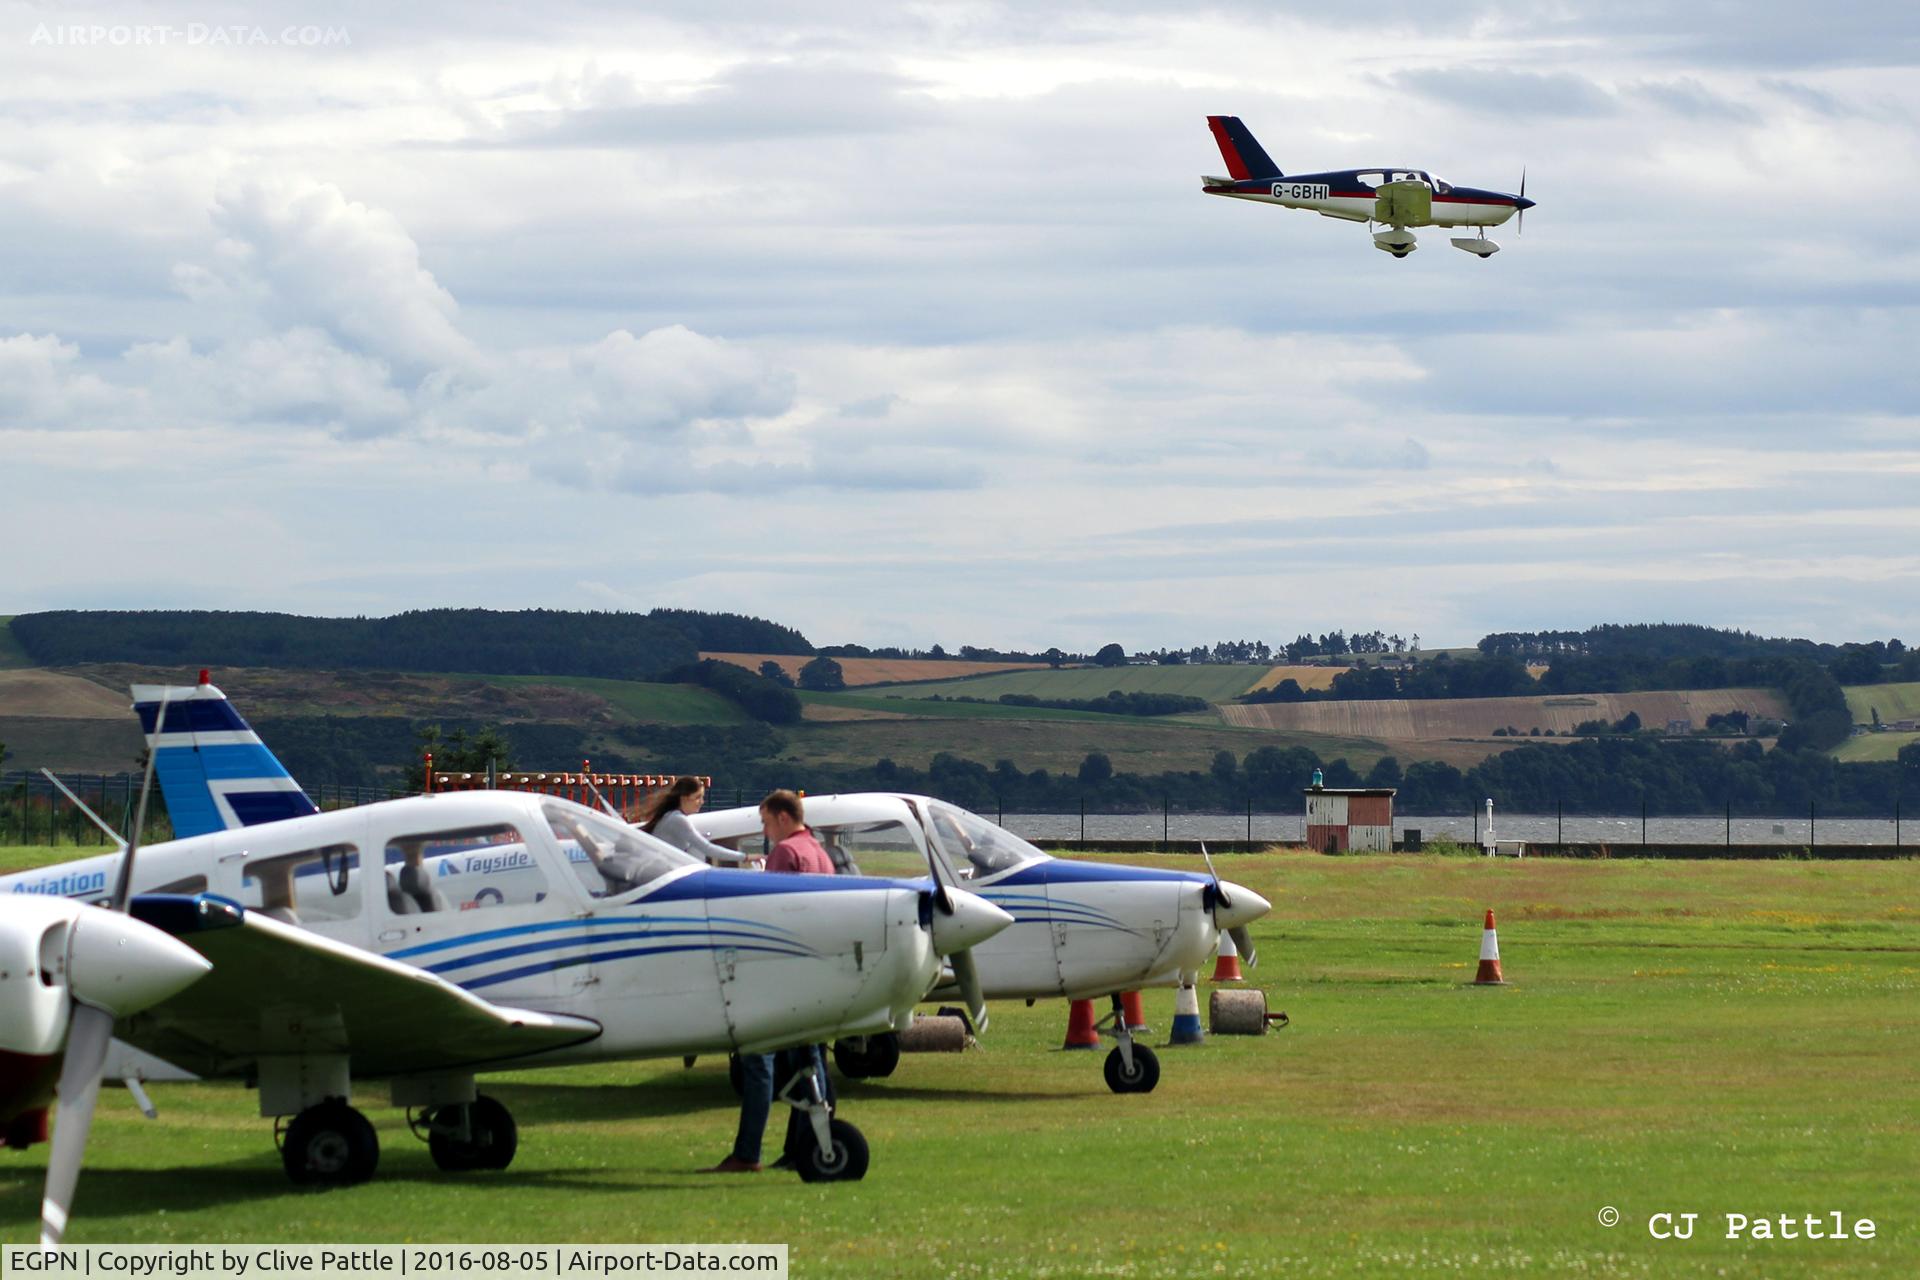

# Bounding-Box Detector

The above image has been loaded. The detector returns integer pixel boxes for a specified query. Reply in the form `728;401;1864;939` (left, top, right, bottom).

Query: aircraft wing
117;896;603;1078
1374;179;1432;225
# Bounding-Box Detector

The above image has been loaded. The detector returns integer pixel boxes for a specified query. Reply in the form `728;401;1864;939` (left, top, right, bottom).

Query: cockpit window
543;800;698;898
924;802;1046;879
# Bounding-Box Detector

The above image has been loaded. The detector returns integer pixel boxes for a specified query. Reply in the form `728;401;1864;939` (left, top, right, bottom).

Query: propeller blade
1229;924;1259;969
950;950;989;1034
40;1004;113;1246
108;693;168;912
1518;166;1526;235
922;833;956;916
1198;841;1230;912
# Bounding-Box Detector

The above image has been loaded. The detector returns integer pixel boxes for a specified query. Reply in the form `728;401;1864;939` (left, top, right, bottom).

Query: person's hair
639;776;706;833
759;789;805;824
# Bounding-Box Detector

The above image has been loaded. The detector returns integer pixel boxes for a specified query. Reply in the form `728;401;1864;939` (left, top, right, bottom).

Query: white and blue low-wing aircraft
693;794;1272;1094
1;676;1012;1195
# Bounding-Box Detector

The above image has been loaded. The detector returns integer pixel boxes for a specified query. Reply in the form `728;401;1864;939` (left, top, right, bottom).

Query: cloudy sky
3;1;1917;652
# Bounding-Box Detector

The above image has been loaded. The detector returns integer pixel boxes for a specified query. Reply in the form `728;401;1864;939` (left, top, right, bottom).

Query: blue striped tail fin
130;671;318;838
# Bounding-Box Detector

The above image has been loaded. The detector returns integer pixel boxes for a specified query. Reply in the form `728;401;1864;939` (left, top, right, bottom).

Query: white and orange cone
1169;980;1204;1044
1120;989;1149;1034
1474;908;1506;985
1210;929;1244;982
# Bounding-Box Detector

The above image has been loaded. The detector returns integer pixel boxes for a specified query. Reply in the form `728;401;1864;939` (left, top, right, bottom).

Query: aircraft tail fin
131;671;318;839
1206;116;1282;180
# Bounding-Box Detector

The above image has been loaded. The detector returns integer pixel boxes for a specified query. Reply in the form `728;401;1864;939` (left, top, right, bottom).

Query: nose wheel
1096;993;1162;1094
778;1057;868;1182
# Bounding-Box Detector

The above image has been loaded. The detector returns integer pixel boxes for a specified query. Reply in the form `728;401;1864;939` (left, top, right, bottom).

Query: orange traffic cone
1210;929;1244;982
1474;909;1506;985
1120;990;1149;1033
1062;998;1100;1049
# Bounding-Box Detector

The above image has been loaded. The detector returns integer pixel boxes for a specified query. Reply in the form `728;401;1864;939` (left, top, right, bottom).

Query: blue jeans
731;1053;774;1164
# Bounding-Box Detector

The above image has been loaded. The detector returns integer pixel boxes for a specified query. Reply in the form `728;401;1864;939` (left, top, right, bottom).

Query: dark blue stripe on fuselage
995;863;1207;888
461;940;812;991
645;868;918;902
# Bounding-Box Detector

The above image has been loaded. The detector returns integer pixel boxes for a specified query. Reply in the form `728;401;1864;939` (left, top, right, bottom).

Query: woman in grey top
640;776;748;866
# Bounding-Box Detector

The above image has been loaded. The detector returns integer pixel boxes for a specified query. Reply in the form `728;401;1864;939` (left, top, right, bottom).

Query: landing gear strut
778;1059;868;1182
280;1099;379;1186
1097;993;1161;1094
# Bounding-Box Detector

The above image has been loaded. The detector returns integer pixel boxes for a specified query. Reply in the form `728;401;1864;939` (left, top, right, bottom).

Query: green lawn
873;664;1269;702
1844;681;1920;726
0;617;34;669
5;853;1916;1277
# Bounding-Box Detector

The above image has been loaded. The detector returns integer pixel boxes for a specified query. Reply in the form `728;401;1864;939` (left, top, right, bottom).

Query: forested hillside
9;609;808;680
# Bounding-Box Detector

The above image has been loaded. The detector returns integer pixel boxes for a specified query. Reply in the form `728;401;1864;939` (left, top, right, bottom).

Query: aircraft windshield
543;800;698;897
925;802;1045;879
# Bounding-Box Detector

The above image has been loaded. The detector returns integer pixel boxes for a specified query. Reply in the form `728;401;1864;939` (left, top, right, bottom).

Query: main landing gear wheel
1104;1043;1160;1094
282;1100;379;1186
832;1033;901;1080
427;1095;519;1172
794;1118;869;1183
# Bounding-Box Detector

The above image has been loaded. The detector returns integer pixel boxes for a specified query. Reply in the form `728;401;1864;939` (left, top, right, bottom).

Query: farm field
876;663;1270;702
775;716;1396;777
1844;681;1920;726
1834;731;1920;762
3;852;1915;1277
1222;687;1789;740
703;653;1050;686
1246;663;1343;692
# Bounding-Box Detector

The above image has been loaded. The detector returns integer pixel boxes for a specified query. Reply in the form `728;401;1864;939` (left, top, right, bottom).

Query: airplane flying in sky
693;793;1272;1095
1201;115;1534;258
0;675;1012;1215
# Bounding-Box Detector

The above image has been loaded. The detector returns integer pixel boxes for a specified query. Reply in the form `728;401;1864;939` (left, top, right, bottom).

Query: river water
994;812;1915;847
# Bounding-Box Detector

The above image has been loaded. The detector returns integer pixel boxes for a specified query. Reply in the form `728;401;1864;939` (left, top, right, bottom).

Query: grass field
483;675;749;726
1844;681;1920;726
3;852;1915;1277
1221;687;1789;740
877;664;1268;702
1834;731;1920;762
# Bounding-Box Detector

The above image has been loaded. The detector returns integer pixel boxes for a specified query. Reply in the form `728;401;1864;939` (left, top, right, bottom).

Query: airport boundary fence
3;771;1911;854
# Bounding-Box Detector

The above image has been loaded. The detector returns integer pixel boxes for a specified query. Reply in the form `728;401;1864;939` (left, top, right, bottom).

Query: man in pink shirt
761;790;835;874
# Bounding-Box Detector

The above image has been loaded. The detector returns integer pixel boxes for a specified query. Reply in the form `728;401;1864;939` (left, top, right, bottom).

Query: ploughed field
4;852;1916;1278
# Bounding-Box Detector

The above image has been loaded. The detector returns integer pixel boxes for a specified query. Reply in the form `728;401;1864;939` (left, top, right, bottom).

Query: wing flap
120;896;601;1078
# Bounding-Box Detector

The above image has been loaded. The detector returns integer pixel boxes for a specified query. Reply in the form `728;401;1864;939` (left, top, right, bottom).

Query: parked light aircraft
0;676;1013;1201
1202;115;1533;258
692;794;1271;1094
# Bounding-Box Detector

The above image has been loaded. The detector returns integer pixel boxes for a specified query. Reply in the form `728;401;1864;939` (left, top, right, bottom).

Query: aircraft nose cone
927;889;1014;956
1516;197;1536;210
1213;881;1272;931
66;911;211;1019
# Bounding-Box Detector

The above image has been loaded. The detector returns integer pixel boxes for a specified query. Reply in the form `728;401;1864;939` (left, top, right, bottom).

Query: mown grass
4;854;1917;1277
1833;730;1920;762
875;664;1267;702
1842;681;1920;728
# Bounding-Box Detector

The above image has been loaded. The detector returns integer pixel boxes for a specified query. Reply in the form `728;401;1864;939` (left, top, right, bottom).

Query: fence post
1246;796;1252;844
1079;796;1085;844
1162;795;1169;849
1726;799;1731;850
1556;800;1562;845
1810;801;1815;851
1641;797;1647;849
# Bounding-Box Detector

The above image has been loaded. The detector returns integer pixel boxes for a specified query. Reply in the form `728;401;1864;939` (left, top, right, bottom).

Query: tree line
9;608;808;679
